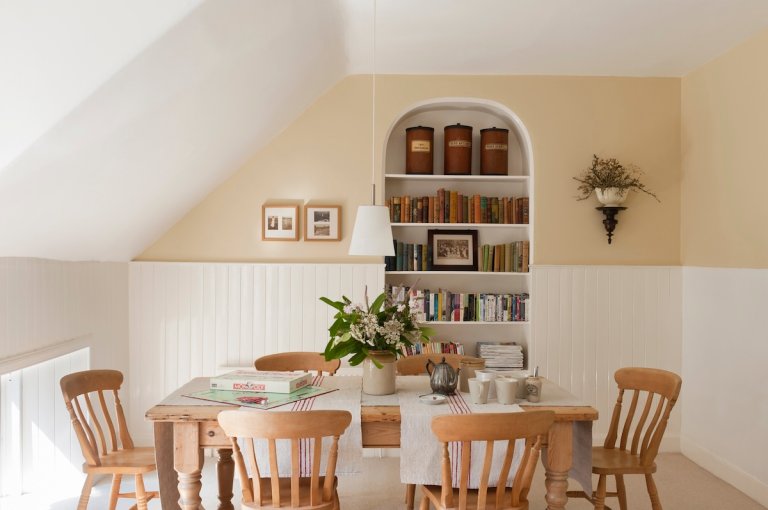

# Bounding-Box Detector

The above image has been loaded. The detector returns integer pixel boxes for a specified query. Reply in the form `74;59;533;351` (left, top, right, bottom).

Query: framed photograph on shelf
262;205;299;241
427;229;478;271
304;205;341;241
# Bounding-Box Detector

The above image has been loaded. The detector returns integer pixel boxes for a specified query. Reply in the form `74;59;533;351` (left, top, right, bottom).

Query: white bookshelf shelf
420;321;530;326
385;174;529;183
387;271;529;276
390;223;529;228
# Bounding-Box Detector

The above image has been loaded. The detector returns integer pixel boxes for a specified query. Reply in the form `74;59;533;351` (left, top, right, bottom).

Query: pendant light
348;0;395;257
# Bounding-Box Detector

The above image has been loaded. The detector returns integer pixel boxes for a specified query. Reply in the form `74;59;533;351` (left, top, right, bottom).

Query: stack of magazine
476;342;525;369
184;370;333;410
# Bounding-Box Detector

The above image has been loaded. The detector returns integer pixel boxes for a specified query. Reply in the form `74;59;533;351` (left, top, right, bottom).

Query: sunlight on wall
0;348;89;503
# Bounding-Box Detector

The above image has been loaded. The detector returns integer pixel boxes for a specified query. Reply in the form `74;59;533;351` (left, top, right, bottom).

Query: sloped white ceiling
1;0;768;261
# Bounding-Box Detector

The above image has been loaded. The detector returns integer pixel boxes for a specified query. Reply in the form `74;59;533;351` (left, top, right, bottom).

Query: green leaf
320;296;345;312
369;292;387;313
348;350;369;366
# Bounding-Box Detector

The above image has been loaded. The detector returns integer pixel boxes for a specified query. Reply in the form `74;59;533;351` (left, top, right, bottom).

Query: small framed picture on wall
304;205;341;241
262;205;300;241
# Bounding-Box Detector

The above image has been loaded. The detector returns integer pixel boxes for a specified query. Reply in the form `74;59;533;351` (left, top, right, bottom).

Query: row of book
478;241;530;273
387;241;431;271
476;342;525;369
386;240;530;273
386;190;529;224
390;285;530;322
401;341;466;356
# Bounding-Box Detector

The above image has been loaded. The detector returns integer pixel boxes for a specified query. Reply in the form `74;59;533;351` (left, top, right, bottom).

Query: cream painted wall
138;75;681;265
679;28;768;506
681;28;768;268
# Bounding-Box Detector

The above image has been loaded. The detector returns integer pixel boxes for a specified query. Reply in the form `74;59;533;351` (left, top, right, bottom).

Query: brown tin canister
444;123;473;175
480;127;509;175
405;126;434;174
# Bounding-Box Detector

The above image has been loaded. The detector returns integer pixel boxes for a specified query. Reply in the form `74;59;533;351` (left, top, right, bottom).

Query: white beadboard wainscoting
127;262;385;443
0;257;127;498
681;267;768;507
0;258;128;372
127;262;683;448
531;265;683;443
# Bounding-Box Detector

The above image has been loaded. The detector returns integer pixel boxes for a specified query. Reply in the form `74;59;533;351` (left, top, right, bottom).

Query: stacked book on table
184;370;333;410
476;342;525;369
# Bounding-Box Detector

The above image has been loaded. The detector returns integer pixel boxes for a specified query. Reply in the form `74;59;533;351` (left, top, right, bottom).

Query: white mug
475;370;497;399
494;378;518;405
468;378;490;404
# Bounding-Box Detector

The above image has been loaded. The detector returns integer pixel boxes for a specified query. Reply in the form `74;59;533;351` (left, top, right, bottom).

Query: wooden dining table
146;377;598;510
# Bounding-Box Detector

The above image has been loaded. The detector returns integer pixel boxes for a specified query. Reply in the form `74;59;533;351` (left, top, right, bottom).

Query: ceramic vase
361;350;396;395
595;187;627;206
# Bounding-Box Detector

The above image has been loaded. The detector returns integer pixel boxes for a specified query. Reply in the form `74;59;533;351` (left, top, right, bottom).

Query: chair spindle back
219;409;351;508
603;367;682;466
431;411;554;510
59;369;133;467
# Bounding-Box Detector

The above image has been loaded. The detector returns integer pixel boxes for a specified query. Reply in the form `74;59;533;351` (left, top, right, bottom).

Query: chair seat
591;446;657;475
84;446;156;475
241;476;338;510
421;484;528;510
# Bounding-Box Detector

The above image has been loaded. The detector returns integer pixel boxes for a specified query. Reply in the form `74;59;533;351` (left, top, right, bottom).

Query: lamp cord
371;0;377;206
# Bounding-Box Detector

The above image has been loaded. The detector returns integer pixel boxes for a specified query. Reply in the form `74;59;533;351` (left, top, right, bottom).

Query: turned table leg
216;448;235;510
544;421;573;510
174;422;204;510
154;422;182;510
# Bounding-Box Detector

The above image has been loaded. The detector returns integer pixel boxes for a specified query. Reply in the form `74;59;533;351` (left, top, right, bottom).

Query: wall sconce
596;206;626;244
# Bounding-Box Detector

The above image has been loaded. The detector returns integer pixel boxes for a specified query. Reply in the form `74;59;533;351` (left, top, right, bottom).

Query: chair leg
645;473;663;510
405;483;416;510
419;493;430;510
593;474;607;510
615;475;627;510
77;473;96;510
135;474;149;510
108;474;122;510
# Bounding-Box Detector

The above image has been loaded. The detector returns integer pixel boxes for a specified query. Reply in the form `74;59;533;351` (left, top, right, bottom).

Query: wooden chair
396;353;484;375
255;352;341;376
59;369;158;510
567;367;682;510
419;411;554;510
218;409;352;509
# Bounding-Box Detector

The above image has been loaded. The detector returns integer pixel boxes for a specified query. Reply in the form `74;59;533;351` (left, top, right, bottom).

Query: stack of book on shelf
478;240;530;273
401;341;465;356
476;342;525;369
387;241;431;271
183;370;333;410
388;284;529;323
386;190;529;225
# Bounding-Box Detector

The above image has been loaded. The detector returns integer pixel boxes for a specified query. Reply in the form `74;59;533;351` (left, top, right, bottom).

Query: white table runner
397;376;526;489
393;375;593;494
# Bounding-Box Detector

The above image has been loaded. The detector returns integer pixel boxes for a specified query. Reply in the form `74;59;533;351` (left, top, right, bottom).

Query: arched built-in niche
381;97;535;362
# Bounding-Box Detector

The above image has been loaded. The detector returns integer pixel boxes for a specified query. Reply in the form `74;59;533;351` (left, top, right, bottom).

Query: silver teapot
426;357;461;395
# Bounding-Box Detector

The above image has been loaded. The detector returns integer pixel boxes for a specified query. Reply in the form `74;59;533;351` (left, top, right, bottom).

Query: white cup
475;370;497;399
468;378;490;404
494;378;518;405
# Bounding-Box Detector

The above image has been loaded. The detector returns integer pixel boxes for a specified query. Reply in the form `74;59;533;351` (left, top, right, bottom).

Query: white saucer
419;394;447;405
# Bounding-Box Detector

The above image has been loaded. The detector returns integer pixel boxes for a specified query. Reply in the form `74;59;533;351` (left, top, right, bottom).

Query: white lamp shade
348;205;395;256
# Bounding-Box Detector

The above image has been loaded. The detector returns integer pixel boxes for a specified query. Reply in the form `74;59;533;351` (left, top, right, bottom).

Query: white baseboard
681;437;768;507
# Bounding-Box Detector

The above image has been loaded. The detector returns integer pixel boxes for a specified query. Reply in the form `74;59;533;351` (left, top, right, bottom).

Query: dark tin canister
405;126;434;174
480;127;509;175
444;123;473;175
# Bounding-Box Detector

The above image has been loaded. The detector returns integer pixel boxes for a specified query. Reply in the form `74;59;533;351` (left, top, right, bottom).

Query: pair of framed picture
262;205;341;242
